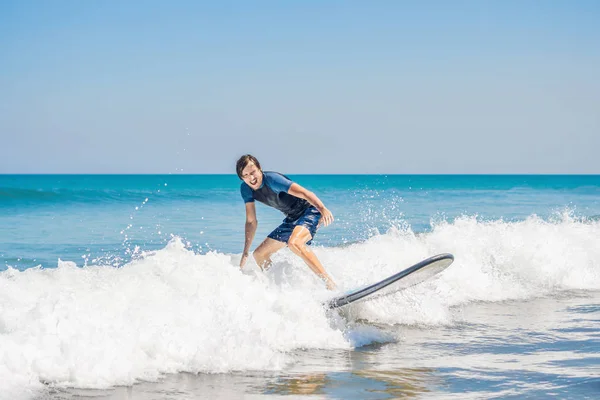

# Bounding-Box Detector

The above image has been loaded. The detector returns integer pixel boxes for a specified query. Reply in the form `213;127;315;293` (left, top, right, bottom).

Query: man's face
241;162;263;190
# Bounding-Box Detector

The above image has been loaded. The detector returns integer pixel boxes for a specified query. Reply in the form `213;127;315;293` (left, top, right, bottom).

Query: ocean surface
1;174;599;399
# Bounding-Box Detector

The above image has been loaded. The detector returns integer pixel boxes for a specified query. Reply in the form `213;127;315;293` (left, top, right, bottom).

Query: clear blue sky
1;1;599;174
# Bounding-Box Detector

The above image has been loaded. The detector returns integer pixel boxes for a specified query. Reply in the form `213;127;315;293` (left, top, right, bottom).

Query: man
236;154;337;290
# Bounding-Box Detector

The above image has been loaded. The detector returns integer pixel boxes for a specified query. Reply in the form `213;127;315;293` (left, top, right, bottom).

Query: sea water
0;175;599;399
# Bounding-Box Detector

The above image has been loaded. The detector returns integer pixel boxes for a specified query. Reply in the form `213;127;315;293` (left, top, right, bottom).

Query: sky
1;0;599;174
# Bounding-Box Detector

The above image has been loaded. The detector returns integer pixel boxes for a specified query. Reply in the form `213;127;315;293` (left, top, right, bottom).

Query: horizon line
1;173;600;176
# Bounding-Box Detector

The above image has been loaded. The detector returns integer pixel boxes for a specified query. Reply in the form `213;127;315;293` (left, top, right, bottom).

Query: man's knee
288;237;305;253
253;245;273;267
253;249;264;263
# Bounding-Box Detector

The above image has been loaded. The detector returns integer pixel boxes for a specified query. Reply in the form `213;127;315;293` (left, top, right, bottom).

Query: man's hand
319;208;334;227
240;252;249;268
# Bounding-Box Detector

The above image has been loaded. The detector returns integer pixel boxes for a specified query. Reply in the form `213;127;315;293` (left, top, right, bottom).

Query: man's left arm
288;183;334;227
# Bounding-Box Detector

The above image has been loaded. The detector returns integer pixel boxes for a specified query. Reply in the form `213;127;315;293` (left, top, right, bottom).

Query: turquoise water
1;174;599;399
2;174;599;270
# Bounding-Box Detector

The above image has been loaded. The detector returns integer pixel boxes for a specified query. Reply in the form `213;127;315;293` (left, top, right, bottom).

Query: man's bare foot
325;278;337;291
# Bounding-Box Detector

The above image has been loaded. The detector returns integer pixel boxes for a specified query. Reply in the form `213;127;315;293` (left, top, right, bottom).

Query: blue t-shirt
240;171;310;220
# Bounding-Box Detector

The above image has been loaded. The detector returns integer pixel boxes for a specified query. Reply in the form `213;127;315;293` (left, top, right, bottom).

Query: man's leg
287;226;337;290
253;237;287;270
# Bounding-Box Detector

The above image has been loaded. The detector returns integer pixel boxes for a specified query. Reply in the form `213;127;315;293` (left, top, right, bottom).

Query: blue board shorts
268;206;321;245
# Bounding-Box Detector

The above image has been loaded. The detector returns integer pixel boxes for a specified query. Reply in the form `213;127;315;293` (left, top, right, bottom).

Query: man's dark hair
236;154;262;179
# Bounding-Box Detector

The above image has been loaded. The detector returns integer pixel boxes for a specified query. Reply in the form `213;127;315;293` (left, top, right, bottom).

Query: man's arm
288;183;334;227
240;202;257;268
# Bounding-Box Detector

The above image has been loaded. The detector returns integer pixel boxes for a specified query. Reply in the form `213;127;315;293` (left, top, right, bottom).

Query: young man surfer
236;154;337;290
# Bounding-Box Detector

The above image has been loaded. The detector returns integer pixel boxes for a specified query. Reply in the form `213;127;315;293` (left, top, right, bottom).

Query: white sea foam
316;213;599;326
1;214;598;398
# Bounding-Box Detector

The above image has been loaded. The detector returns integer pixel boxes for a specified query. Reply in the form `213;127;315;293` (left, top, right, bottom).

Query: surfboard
327;253;454;309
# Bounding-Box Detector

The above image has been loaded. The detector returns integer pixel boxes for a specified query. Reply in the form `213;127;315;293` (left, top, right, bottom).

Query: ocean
1;174;599;399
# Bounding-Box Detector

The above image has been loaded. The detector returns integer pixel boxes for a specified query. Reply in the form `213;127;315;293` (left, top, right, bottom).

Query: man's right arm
240;202;257;268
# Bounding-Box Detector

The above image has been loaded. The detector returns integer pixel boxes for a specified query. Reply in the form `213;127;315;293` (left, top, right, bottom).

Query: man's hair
236;154;261;179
